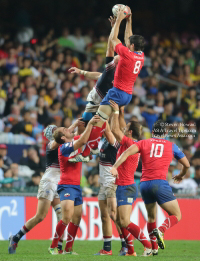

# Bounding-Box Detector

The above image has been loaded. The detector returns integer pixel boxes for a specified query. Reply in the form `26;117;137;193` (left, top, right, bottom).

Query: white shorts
37;180;59;202
86;88;102;113
98;183;117;200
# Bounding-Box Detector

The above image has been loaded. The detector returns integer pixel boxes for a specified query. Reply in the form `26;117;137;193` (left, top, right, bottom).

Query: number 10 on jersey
150;143;164;158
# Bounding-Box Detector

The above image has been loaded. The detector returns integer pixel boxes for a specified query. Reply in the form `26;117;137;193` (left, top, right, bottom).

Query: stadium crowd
0;27;200;196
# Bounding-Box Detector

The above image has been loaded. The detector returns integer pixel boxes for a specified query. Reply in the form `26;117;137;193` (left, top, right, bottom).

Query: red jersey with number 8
114;43;144;94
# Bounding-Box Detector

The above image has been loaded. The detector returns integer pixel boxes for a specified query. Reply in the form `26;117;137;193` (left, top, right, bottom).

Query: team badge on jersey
64;193;70;197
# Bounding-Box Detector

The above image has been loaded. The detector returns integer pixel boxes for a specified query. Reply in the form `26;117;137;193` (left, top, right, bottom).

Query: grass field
1;240;200;261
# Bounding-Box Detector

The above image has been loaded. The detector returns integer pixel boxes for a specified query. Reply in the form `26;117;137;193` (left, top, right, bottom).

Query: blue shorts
116;184;138;207
100;87;132;106
82;111;95;124
57;185;83;206
140;180;176;205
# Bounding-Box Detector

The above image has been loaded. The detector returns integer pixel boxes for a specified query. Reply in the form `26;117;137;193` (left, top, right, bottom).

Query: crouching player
111;120;190;253
48;115;100;254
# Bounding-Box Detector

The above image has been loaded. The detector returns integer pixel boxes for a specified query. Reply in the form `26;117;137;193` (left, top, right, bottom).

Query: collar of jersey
134;51;143;55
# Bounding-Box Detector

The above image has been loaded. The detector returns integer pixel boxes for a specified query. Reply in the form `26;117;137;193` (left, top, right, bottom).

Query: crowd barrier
0;196;200;240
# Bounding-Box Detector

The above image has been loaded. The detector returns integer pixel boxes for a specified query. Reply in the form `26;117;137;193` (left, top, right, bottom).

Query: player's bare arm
109;100;124;142
110;8;127;48
68;67;102;80
119;106;126;131
124;11;132;46
72;115;100;151
172;156;190;184
104;121;116;145
68;118;85;134
107;16;116;57
110;144;139;177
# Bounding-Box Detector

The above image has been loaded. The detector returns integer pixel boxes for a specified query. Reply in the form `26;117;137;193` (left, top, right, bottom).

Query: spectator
76;86;89;107
193;166;200;186
19;147;45;172
11;110;33;137
26;172;41;187
24;86;38;109
10;163;26;188
0;144;12;169
0;155;4;186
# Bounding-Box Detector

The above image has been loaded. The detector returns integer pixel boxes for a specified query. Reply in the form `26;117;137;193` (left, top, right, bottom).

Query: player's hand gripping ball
112;4;131;18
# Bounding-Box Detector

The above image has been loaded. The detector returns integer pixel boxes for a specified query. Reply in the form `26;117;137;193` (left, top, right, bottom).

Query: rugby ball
112;4;131;18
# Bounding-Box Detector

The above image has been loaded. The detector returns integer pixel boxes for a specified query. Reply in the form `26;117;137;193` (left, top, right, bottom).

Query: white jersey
41;167;60;185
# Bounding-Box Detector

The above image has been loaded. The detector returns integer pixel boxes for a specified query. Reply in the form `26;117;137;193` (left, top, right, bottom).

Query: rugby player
74;8;145;161
109;100;152;256
95;111;131;256
8;120;83;254
48;115;100;255
111;119;190;253
68;15;119;163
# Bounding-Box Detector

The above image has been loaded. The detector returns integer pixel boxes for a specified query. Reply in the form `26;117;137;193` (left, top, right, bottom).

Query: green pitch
1;240;200;261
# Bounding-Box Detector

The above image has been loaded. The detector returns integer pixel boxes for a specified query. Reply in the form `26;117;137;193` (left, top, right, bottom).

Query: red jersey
114;43;144;94
58;136;82;185
135;138;185;181
116;136;140;186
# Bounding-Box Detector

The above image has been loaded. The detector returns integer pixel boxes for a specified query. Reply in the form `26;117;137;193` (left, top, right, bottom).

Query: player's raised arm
68;67;102;80
67;117;85;135
124;11;133;46
72;115;100;151
110;144;139;177
104;120;116;145
110;8;126;48
107;16;116;57
109;100;124;143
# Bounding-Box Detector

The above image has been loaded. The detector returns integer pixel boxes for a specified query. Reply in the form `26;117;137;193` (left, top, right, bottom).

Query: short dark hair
128;121;141;140
53;129;65;144
152;120;166;136
129;35;145;51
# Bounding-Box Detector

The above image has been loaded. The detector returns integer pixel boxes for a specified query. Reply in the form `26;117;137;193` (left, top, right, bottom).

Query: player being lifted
68;15;120;162
111;120;190;253
69;7;144;162
8;121;83;254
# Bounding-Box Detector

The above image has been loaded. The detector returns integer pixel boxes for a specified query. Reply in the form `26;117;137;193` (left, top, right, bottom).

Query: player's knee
97;109;109;122
35;214;45;223
119;216;129;228
109;211;116;222
101;213;110;224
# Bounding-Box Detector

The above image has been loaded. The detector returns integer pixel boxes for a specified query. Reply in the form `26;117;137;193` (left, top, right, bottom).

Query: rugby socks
126;223;152;249
57;239;63;251
121;228;134;254
120;234;127;249
159;215;179;234
103;236;112;252
82;122;106;157
51;220;67;248
13;225;29;243
147;222;158;250
65;222;79;251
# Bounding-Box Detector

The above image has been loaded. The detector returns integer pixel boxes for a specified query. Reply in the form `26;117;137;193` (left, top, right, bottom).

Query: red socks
82;123;106;157
159;215;179;234
65;222;79;251
147;222;158;250
121;227;134;254
126;222;151;249
51;220;67;248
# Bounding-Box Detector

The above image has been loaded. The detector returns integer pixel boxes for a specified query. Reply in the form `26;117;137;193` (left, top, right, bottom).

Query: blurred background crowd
0;0;200;197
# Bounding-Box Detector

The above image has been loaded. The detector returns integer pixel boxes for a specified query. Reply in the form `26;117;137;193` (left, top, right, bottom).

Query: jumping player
110;119;190;253
8;120;83;254
48;115;100;254
73;8;145;161
109;100;152;256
